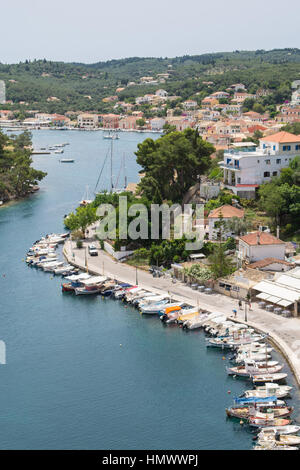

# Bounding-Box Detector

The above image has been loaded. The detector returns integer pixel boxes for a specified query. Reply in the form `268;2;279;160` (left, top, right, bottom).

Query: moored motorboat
226;361;284;377
257;430;300;446
258;425;300;435
74;275;107;295
226;405;293;420
252;373;288;384
249;416;291;428
244;383;292;399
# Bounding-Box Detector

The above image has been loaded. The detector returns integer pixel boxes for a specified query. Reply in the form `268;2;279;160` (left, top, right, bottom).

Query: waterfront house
208;204;245;240
102;114;120;129
77;113;98;128
150;118;166;131
219;131;300;198
238;231;286;263
119;116;139;130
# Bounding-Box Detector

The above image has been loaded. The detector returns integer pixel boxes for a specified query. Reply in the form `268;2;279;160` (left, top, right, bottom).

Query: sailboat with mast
94;139;127;195
103;130;119;140
80;185;93;206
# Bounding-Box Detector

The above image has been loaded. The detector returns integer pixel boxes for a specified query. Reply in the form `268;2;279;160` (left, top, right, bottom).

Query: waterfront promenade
64;239;300;386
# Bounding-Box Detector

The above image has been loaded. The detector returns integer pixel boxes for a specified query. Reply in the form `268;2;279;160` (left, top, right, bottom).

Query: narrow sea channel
0;129;299;449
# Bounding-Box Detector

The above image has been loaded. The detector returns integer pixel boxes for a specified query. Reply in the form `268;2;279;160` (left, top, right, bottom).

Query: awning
254;280;300;302
267;295;281;303
256;292;271;300
276;299;294;307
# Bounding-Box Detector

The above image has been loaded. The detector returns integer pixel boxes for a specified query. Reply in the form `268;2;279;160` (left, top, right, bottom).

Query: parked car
88;244;98;256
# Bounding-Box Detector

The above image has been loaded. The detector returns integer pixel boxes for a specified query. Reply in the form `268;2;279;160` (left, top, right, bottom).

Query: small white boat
42;261;64;272
75;285;103;295
35;257;58;267
252;373;288;384
259;425;300;435
244;383;292;399
141;301;181;315
235;352;272;363
258;431;300;446
237;343;273;354
54;149;64;154
137;294;170;307
53;265;74;275
227;360;284;377
60;159;74;163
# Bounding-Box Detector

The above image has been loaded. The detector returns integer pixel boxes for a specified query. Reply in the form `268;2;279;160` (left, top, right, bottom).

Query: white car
88;244;98;256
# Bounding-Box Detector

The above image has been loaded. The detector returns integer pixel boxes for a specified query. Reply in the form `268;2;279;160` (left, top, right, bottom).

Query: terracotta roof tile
248;257;292;269
208;205;244;219
239;231;285;246
260;131;300;144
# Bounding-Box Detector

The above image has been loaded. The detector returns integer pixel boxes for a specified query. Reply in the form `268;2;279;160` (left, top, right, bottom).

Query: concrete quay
64;239;300;387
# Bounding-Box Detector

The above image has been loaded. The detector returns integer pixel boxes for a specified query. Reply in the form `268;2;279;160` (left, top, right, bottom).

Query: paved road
64;239;300;385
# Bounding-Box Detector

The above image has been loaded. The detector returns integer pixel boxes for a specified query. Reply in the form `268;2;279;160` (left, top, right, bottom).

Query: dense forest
0;130;46;202
1;49;300;115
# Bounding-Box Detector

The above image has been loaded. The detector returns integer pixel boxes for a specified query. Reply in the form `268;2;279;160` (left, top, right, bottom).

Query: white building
207;204;244;240
0;80;6;104
150;117;166;131
291;89;300;105
219;131;300;198
77;113;98;128
155;89;168;98
183;100;198;110
253;267;300;316
238;231;286;263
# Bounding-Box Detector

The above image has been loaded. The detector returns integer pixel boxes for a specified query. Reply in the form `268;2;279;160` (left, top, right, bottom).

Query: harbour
0;129;299;449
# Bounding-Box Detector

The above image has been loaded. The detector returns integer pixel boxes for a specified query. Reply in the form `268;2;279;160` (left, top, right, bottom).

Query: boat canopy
81;276;107;285
234;396;278;404
65;273;91;281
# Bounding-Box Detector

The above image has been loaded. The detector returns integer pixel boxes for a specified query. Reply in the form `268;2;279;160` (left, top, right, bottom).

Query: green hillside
1;49;300;114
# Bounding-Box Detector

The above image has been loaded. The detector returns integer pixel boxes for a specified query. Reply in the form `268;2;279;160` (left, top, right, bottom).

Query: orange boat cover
165;306;181;315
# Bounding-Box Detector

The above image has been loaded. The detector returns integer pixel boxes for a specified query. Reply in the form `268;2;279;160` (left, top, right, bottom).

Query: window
296;145;300;151
264;172;270;177
276;159;281;164
265;159;270;164
257;160;260;163
283;145;291;151
273;171;277;176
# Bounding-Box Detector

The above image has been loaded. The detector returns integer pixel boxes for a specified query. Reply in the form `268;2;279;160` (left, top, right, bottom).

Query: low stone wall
103;241;134;261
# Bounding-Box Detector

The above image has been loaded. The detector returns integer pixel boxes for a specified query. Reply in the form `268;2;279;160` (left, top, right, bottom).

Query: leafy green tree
225;216;250;236
135;128;215;202
0;130;46;200
65;204;98;238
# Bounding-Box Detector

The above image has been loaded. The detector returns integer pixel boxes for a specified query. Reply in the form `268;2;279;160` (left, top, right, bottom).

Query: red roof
260;131;300;144
248;257;293;269
239;231;285;246
208;205;244;219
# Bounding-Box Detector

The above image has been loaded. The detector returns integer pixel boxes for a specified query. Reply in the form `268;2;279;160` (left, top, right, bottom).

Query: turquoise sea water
0;129;299;450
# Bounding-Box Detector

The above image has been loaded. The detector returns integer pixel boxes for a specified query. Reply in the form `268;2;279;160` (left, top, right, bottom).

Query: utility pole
135;266;138;285
244;301;248;322
110;139;113;192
